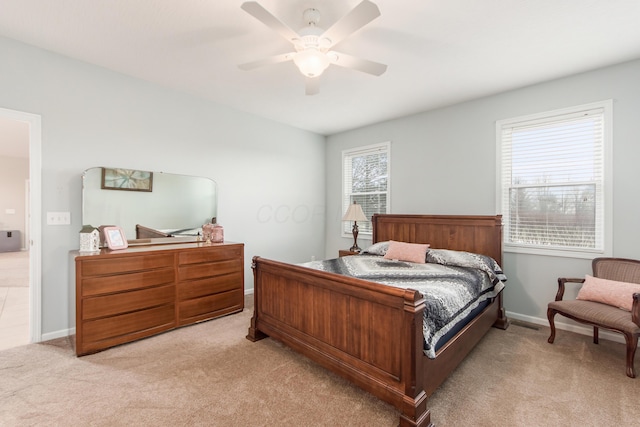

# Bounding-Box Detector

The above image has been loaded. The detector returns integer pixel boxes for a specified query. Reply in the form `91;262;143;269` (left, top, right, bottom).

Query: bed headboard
371;214;503;265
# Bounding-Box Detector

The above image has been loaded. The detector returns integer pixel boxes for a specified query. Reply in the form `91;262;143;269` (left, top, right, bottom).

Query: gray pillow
361;241;390;256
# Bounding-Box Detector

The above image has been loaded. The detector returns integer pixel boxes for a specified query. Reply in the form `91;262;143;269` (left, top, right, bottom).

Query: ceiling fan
238;0;387;95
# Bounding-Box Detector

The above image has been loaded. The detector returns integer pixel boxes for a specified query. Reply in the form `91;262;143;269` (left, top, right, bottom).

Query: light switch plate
47;211;71;225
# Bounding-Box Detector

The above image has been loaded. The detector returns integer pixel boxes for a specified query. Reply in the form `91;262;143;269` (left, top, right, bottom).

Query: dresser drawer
81;304;175;352
82;283;175;320
81;267;174;297
80;253;174;276
178;245;242;265
178;259;241;282
178;289;243;325
178;272;242;301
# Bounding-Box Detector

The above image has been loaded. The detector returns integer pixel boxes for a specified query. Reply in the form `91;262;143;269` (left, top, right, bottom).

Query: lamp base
350;222;361;253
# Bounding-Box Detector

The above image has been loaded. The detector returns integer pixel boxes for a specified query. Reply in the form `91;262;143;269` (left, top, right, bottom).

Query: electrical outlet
47;211;71;225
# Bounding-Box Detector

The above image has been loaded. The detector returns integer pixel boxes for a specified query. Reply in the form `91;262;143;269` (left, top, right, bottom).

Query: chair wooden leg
547;307;557;344
593;326;599;344
625;333;638;378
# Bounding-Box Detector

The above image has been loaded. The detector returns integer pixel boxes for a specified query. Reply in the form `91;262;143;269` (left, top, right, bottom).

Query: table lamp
342;201;368;252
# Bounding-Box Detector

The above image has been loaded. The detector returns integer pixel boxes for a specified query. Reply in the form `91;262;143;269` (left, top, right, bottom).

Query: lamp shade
342;202;368;222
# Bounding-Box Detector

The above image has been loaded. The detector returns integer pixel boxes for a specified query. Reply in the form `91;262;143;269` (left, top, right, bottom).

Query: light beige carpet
0;251;29;287
1;296;639;426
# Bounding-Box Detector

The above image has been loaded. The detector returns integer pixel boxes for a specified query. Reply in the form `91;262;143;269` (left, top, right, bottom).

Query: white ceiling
1;0;640;139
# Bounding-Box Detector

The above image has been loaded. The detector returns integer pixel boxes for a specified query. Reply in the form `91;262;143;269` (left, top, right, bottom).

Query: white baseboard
506;310;634;346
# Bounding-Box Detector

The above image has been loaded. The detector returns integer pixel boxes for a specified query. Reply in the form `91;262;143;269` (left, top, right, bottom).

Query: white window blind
342;142;390;234
497;101;612;257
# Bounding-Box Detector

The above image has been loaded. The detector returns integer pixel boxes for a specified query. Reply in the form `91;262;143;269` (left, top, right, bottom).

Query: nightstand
339;249;360;257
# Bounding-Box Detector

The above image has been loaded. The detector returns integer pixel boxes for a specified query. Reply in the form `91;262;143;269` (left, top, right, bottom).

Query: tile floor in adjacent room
0;286;30;351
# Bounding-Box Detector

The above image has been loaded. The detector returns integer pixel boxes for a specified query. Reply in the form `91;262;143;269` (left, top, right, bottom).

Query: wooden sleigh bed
247;214;509;427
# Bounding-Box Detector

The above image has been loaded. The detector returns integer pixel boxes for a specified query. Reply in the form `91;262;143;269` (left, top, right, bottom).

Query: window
496;100;612;258
342;142;390;235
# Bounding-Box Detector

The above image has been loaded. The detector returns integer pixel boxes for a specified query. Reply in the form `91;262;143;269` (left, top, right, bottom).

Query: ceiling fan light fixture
293;48;330;77
239;1;387;92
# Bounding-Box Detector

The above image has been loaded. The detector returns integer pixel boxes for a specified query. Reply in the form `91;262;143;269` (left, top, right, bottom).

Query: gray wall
3;31;640;340
326;59;640;332
0;155;28;249
0;36;326;338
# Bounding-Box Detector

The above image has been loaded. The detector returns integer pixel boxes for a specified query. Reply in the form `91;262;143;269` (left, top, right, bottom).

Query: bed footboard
247;256;433;427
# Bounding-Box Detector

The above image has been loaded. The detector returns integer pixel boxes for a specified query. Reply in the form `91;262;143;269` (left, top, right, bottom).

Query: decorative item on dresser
202;217;224;243
73;241;244;356
78;225;100;253
248;214;508;427
102;226;128;250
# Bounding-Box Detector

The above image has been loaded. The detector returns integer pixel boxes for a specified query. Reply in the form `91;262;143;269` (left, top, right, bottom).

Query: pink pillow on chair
576;274;640;311
383;241;430;264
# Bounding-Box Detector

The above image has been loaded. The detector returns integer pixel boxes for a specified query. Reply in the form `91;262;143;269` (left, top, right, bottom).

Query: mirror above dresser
82;167;217;244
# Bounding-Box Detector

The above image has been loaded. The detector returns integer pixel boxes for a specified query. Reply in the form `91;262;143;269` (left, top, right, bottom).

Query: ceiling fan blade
241;2;300;44
305;77;320;96
238;52;294;71
320;0;380;47
328;51;387;76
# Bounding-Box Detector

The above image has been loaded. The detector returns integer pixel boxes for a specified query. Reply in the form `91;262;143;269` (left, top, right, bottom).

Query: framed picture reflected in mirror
101;167;153;192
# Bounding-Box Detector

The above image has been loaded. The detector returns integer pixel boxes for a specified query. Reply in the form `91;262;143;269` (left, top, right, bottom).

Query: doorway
0;107;42;350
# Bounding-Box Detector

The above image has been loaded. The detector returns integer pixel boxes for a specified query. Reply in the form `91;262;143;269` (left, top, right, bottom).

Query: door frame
0;107;42;343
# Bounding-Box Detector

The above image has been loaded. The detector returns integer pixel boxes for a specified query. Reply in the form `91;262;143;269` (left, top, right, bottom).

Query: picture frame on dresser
103;226;128;250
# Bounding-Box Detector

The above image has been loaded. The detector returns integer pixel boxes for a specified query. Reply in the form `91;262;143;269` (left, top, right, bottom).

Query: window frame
495;100;613;259
342;141;391;237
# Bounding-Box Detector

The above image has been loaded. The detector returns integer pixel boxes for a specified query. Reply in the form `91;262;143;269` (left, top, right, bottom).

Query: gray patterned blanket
299;249;506;358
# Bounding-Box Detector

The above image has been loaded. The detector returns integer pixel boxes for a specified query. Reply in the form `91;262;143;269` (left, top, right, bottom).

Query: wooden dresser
72;241;244;356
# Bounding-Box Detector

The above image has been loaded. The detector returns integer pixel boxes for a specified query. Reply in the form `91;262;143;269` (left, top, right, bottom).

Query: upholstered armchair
547;257;640;378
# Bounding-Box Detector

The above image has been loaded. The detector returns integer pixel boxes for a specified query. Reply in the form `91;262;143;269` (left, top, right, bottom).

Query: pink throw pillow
576;274;640;311
383;241;430;264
